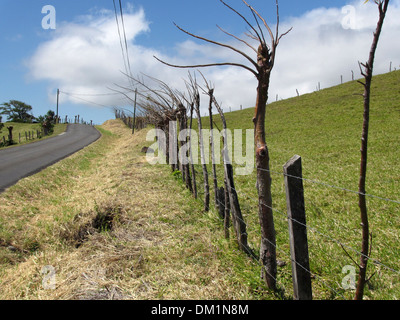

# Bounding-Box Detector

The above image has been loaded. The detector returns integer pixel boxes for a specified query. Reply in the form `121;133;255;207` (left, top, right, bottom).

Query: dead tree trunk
208;88;220;216
164;117;170;166
211;90;249;252
189;102;198;198
194;91;210;212
355;0;389;301
177;103;192;193
254;44;277;290
177;104;186;184
214;100;248;250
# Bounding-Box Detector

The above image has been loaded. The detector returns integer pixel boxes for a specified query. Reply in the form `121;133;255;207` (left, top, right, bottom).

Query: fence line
229;181;400;275
149;113;400;298
195;157;400;299
256;166;400;205
213;181;349;298
262;233;347;299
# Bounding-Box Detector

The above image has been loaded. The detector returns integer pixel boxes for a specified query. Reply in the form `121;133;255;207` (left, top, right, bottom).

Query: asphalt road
0;124;101;193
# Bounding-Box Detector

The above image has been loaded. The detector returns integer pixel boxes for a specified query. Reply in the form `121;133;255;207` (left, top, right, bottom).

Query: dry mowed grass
0;120;259;300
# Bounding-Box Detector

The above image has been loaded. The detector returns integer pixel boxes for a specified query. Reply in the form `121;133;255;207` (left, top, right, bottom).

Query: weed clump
61;202;123;248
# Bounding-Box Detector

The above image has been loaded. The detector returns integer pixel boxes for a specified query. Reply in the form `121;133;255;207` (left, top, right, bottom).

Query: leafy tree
45;110;56;124
0;100;34;123
38;110;56;135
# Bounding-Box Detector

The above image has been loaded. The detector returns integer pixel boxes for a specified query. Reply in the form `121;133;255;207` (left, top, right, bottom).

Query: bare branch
358;61;368;77
114;74;178;115
277;27;293;43
197;70;214;93
357;80;366;87
173;22;259;72
216;24;257;53
249;5;267;45
245;30;261;42
108;85;138;108
219;0;264;45
340;243;361;269
153;55;258;78
242;0;275;46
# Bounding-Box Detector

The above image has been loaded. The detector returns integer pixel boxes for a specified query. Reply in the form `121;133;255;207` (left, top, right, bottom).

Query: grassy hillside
0;122;67;148
195;70;400;299
0;71;398;300
0;121;265;300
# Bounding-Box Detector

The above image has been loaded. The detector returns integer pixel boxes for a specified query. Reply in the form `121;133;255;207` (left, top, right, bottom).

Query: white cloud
26;6;153;106
26;1;400;118
269;0;400;99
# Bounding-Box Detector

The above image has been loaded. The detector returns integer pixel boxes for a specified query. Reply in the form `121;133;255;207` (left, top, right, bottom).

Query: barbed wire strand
257;166;400;205
230;184;400;275
214;195;346;299
214;190;345;297
187;162;400;299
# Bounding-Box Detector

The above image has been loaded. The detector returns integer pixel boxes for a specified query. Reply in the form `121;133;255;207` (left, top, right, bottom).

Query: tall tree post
188;101;197;199
194;89;210;212
205;82;249;252
355;0;389;300
208;88;220;214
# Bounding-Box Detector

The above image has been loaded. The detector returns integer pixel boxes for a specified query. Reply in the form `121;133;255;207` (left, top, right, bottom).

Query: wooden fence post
213;97;248;251
7;126;13;144
283;155;312;300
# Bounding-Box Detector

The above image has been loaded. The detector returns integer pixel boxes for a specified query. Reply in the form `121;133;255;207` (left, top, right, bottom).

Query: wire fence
127;64;400;299
185;155;400;300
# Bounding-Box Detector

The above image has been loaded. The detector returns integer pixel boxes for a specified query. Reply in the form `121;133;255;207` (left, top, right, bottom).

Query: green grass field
0;122;67;148
0;71;398;300
0;122;267;300
190;69;400;299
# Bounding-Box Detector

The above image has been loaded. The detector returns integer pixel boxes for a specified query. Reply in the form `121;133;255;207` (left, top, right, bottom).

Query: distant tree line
0;100;56;135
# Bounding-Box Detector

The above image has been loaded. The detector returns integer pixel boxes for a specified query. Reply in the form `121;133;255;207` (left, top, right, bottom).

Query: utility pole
56;89;60;124
132;88;137;134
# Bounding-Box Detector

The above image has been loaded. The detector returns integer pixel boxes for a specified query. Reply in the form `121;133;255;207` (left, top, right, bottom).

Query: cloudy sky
1;0;399;125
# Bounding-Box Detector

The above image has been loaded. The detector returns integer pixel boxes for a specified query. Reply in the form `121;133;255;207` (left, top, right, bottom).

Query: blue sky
1;0;399;125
